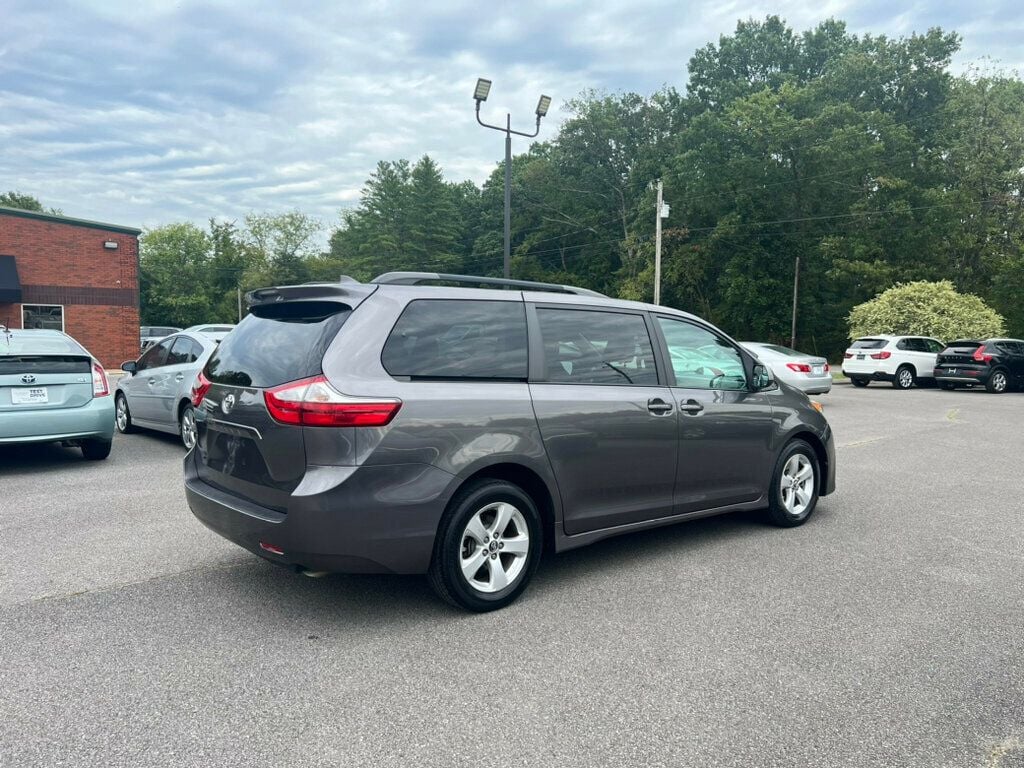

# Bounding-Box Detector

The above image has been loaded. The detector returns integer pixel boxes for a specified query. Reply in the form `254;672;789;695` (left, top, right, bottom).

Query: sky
1;0;1022;238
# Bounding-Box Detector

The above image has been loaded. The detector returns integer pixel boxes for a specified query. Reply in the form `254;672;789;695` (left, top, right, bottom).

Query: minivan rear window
382;299;528;380
205;301;351;388
850;338;887;349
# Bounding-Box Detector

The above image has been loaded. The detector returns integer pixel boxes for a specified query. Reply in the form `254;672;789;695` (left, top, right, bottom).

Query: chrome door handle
680;400;704;415
647;398;673;415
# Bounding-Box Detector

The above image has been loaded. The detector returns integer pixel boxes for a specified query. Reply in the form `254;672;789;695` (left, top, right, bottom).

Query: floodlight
536;95;552;117
474;78;492;102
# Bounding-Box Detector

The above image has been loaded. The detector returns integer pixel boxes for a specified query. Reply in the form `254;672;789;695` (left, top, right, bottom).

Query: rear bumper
934;367;988;385
184;452;455;575
789;376;832;394
0;396;115;443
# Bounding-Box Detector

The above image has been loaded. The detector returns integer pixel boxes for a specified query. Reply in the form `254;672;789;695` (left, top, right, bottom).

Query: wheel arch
784;430;829;491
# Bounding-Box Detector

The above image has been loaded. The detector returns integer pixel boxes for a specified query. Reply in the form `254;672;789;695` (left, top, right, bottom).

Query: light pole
473;78;551;279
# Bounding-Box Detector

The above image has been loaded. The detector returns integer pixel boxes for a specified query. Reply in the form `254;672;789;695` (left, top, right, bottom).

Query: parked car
741;342;832;395
0;326;114;459
116;331;220;448
934;338;1024;393
182;324;235;342
183;272;836;612
140;326;181;352
841;335;945;389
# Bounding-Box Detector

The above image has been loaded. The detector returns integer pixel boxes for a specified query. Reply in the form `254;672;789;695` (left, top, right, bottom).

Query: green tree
0;191;63;215
848;280;1006;340
139;223;214;326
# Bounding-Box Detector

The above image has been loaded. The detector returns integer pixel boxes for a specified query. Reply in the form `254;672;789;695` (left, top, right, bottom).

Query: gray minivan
184;273;836;611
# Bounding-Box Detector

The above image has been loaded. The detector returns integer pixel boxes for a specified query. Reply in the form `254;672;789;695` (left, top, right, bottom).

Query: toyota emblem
21;374;36;385
221;393;236;415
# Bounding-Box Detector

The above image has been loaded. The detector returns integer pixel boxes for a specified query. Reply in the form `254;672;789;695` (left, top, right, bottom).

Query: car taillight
870;351;892;360
92;363;110;397
843;352;853;359
786;363;812;373
191;371;212;406
264;375;402;427
972;347;993;363
824;363;830;373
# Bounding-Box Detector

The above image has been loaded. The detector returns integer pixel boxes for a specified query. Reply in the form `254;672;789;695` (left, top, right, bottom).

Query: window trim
526;302;667;387
21;303;65;332
381;297;530;382
651;313;752;392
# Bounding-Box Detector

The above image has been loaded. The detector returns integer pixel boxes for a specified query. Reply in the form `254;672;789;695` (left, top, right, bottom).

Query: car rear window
850;338;887;349
205;301;351;388
382;299;528;380
944;340;982;350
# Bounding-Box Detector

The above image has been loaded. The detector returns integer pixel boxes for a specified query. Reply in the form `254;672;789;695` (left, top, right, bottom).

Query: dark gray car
184;273;836;611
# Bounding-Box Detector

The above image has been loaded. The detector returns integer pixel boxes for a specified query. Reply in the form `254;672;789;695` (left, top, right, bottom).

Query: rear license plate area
11;387;49;405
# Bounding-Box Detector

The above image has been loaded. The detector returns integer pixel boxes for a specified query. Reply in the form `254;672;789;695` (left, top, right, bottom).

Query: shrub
848;281;1006;341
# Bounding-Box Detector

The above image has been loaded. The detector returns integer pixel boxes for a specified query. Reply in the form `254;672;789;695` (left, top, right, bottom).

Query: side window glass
925;339;944;354
656;317;747;391
536;308;658;386
138;338;173;371
382;300;528;380
166;337;193;366
896;338;910;351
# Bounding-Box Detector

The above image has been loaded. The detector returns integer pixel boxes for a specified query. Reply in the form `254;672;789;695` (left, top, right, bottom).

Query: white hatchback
841;335;946;389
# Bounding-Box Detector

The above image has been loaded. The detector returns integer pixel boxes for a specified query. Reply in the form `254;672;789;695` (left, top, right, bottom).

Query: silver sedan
114;331;218;448
741;342;832;395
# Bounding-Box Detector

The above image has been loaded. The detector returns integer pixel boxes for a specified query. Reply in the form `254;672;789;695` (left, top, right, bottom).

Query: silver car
183;324;235;342
741;342;832;395
115;331;217;448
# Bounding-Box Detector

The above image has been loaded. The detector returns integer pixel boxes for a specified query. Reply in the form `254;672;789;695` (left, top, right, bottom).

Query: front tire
115;393;135;434
893;365;915;389
850;377;869;388
766;440;819;527
428;479;542;612
986;370;1009;394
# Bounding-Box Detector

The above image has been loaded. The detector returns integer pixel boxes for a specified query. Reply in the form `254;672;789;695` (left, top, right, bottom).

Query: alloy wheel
115;397;129;431
780;453;815;517
180;408;197;449
459;502;530;593
898;368;914;388
991;372;1007;392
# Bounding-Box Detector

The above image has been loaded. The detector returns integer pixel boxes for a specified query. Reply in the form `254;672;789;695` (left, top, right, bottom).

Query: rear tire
115;393;135;434
428;479;542;612
179;404;197;450
985;370;1009;394
765;440;819;527
81;439;112;461
850;377;869;388
893;365;915;389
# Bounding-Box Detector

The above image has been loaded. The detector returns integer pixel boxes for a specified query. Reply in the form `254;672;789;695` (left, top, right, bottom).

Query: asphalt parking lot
1;385;1022;768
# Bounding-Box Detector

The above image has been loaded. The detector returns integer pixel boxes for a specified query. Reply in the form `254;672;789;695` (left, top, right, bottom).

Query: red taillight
870;351;892;360
92;363;110;397
843;352;853;359
786;363;812;373
259;541;284;555
263;376;401;427
824;363;830;373
972;347;993;363
191;371;212;406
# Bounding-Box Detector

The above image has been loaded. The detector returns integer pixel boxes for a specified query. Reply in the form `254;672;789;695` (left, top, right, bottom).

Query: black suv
934;339;1024;393
184;272;836;611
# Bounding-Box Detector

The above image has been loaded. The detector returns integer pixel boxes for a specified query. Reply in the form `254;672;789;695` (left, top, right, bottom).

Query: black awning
0;255;21;302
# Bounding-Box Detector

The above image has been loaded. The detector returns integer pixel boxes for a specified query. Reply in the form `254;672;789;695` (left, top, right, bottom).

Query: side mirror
752;363;774;391
121;361;137;374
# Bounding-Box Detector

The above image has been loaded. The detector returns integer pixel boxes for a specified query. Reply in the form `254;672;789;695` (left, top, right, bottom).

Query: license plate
812;365;824;375
11;386;49;405
856;354;865;360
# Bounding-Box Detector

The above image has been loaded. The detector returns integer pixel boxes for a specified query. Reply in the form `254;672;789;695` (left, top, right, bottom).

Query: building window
22;304;64;332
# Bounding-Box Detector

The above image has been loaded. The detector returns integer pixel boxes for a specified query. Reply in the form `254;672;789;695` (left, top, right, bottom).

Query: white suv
841;335;946;389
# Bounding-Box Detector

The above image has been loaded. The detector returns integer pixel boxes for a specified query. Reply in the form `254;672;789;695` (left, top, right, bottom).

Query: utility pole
473;79;551;279
237;287;243;323
790;256;800;348
654;180;668;305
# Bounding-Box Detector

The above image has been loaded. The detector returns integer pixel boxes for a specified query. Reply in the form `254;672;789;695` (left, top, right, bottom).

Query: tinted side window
657;317;747;391
382;300;528;380
138;338;173;371
166;336;196;366
924;339;945;353
536;308;658;386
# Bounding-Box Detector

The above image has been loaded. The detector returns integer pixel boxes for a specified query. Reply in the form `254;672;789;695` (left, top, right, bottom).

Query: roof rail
371;271;606;298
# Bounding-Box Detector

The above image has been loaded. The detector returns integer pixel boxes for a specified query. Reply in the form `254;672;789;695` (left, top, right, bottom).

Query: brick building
0;206;141;369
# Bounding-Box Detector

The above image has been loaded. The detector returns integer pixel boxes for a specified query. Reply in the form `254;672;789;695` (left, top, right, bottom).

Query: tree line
10;16;1024;357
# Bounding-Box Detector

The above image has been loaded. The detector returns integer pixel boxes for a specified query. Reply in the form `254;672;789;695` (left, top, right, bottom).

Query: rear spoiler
245;282;378;308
